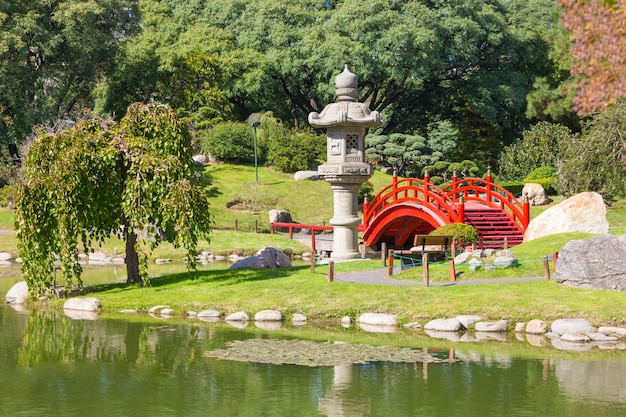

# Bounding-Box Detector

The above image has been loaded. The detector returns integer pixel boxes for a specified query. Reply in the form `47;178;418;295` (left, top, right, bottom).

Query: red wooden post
459;196;465;223
289;224;293;239
387;251;394;277
449;260;456;281
553;252;558;274
523;196;531;230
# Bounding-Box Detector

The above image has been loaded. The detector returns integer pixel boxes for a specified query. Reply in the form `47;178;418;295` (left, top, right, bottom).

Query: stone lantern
308;65;382;260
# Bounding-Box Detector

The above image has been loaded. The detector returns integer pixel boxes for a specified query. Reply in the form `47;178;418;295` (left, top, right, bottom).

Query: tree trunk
124;224;142;284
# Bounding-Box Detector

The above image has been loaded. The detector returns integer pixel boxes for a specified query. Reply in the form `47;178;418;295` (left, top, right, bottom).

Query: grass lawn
55;261;626;328
6;164;626;328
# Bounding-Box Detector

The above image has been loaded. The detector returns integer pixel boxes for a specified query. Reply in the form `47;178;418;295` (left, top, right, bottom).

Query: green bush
497;181;525;196
259;115;325;173
525;166;557;180
202;122;255;162
358;181;374;204
524;177;556;195
497;122;571;181
430;223;479;251
0;185;15;208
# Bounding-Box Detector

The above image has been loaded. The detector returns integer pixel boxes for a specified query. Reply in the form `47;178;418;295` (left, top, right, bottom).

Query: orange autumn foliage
559;0;626;115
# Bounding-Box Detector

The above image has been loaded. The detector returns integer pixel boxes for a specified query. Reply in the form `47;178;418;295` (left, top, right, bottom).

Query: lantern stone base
325;176;369;260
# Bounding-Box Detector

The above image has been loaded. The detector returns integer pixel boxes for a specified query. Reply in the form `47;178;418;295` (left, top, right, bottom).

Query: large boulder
523;183;550;206
555;234;626;291
524;192;609;242
63;297;101;312
293;171;320;181
5;281;29;304
230;247;292;270
269;209;294;232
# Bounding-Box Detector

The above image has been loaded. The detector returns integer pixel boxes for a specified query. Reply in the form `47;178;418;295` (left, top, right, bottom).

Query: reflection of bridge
361;171;530;250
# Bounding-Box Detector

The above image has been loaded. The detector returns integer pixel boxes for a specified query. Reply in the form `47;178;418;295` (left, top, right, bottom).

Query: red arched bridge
361;171;530;250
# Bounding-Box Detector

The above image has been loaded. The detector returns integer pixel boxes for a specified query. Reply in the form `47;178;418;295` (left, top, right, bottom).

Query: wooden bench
387;234;456;286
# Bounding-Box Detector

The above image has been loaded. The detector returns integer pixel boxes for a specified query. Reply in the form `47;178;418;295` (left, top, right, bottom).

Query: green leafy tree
16;103;212;295
366;133;436;177
505;0;579;128
0;0;138;145
556;102;626;197
497;121;571;181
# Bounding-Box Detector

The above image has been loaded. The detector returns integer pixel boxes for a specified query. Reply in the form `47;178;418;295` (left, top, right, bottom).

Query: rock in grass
198;309;221;319
358;313;397;327
551;318;595;336
474;320;508;332
526;319;548;334
255;309;283;321
424;318;464;332
63;297;101;312
226;311;250;321
5;281;29;304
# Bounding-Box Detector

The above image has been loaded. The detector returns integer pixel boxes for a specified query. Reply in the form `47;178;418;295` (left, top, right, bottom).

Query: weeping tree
16;103;212;296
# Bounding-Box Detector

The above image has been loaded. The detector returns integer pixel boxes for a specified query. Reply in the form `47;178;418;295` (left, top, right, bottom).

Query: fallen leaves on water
203;338;450;367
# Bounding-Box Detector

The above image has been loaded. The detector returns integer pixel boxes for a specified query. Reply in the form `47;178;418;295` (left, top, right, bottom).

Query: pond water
2;266;626;416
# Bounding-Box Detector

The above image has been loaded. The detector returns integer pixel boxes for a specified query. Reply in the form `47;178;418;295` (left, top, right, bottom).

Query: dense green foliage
15;103;212;295
556;102;626;198
259;115;325;173
0;0;138;146
497;122;572;181
202;121;255;162
0;0;600;181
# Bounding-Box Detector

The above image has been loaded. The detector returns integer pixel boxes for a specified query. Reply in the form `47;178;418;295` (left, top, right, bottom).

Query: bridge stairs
463;202;524;249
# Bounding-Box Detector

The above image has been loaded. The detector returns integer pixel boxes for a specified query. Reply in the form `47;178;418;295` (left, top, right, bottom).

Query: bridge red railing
363;169;530;232
363;175;464;226
440;170;530;231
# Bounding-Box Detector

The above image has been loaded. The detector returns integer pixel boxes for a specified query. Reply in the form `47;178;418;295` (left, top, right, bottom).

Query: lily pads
203;338;450;367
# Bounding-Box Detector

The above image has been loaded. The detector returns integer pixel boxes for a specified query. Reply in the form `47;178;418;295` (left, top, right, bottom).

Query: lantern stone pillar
308;65;382;260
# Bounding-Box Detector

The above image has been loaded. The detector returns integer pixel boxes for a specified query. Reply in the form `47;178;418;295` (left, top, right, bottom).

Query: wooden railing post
327;261;334;282
449;259;456;281
422;253;430;287
387;251;394;277
542;256;551;280
381;242;387;267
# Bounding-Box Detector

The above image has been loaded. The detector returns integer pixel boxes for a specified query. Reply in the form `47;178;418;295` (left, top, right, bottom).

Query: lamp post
247;113;262;184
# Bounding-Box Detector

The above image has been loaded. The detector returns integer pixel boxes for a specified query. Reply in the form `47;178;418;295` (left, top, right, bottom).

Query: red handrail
363;178;463;226
364;175;529;232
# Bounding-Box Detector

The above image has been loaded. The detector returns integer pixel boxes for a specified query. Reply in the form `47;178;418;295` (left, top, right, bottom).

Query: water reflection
2;306;626;417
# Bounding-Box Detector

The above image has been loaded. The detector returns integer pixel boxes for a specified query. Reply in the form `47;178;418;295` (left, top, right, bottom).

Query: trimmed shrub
430;223;479;251
202;122;255;163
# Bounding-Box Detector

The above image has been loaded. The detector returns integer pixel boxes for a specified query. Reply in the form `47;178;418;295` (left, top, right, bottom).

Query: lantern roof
308;65;382;129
